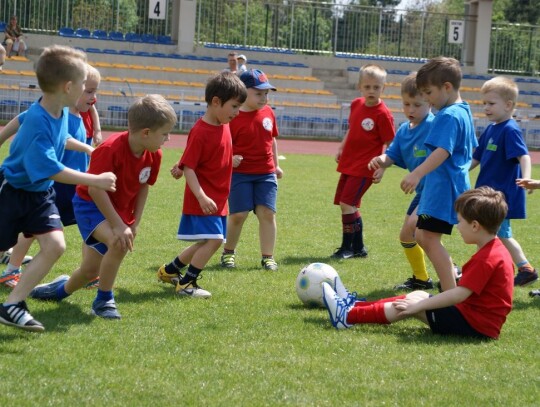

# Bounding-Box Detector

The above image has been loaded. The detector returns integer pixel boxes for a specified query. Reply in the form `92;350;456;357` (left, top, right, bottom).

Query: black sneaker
514;269;538;287
0;301;44;332
352;248;368;258
529;289;540;298
330;248;354;259
394;276;434;291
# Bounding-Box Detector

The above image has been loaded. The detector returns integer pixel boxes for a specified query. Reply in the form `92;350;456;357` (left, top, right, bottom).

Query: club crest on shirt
262;117;273;132
139;167;151;183
361;118;375;131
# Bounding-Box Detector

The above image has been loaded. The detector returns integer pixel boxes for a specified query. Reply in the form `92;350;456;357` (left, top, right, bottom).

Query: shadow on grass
31;301;93;333
511;297;540;310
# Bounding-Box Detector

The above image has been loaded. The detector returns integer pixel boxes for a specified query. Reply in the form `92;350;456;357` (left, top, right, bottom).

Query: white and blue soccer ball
295;263;338;308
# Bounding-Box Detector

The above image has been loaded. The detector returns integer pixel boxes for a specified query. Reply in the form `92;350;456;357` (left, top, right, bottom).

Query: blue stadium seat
92;29;108;40
75;28;91;38
151;52;167;58
125;32;142;42
58;27;76;37
0;22;6;31
108;31;125;41
103;49;118;55
85;48;102;53
158;35;173;45
119;50;135;55
141;34;157;43
135;51;151;56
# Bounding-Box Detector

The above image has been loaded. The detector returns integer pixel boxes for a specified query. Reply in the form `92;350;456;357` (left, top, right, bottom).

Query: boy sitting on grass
323;187;514;340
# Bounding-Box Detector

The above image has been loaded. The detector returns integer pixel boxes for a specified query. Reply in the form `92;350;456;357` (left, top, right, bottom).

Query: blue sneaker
92;298;121;319
30;275;69;301
333;276;360;307
322;282;352;329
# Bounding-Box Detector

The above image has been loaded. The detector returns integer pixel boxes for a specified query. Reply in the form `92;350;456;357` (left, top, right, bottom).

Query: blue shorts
497;219;512;239
406;193;421;216
53;182;76;226
72;193;108;255
177;214;227;242
0;173;63;251
229;172;278;214
426;305;489;339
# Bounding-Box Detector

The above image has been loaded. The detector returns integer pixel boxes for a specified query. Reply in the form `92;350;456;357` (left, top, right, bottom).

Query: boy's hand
516;178;540;190
171;164;184;180
392;298;421;316
232;155;243;168
112;224;134;252
197;194;218;215
93;131;103;146
275;166;284;179
400;173;419;194
368;156;383;171
96;172;117;192
335;149;342;163
372;168;385;184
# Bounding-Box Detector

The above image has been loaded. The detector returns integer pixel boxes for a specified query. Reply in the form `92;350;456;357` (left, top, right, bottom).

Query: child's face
419;83;452;111
76;77;99;113
402;93;430;126
482;91;513;124
243;88;269;111
359;75;384;107
456;213;477;244
214;97;243;124
141;123;174;153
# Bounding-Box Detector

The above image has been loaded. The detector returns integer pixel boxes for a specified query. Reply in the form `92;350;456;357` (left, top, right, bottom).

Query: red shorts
333;174;373;207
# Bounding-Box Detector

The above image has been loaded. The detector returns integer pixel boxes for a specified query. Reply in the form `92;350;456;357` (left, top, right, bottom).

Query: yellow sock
401;241;429;281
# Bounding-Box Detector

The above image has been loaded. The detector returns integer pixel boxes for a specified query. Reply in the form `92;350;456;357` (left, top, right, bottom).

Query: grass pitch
0;147;539;406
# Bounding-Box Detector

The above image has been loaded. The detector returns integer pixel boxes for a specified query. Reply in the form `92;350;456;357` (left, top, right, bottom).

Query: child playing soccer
400;57;477;292
219;69;283;271
470;76;538;287
368;72;434;290
157;72;247;298
323;187;514;340
29;95;177;319
0;45;116;332
332;64;395;259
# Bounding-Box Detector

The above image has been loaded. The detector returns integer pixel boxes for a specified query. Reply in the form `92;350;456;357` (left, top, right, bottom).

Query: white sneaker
333;276;359;307
175;280;211;298
0;248;32;265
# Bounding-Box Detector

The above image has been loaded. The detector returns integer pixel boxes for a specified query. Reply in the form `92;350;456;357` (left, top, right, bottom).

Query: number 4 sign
149;0;167;20
448;20;464;44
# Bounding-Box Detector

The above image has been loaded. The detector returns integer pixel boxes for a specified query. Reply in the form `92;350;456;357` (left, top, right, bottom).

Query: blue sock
95;289;113;302
56;283;71;300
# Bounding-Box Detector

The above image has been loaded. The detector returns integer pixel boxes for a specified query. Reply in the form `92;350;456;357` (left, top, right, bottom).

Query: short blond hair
35;45;87;93
86;65;101;84
358;64;387;87
481;76;518;106
128;94;177;133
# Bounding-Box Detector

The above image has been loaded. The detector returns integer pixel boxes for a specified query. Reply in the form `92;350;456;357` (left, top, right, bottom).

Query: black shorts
0;173;63;251
417;214;453;235
53;182;77;226
426;306;489;339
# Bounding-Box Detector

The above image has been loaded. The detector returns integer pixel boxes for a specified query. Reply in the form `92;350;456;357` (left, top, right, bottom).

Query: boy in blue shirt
368;72;434;290
0;45;116;332
400;57;477;292
471;76;537;287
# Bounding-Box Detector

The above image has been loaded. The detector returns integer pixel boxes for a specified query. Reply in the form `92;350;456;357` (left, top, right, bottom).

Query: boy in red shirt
332;64;395;259
30;95;177;319
323;187;514;340
220;69;283;271
158;72;247;298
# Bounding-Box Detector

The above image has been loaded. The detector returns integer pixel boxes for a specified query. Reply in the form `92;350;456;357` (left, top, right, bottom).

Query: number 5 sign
149;0;167;20
448;20;464;44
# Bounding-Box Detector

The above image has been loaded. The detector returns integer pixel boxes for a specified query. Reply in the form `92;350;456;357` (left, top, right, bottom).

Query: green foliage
0;146;538;405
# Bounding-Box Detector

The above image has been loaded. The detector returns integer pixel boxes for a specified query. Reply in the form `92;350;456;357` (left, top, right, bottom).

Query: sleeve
504;124;528;160
180;128;204;170
377;108;395;144
459;254;494;295
472;130;487;161
23;133;65;182
86;143;115;175
425;113;457;154
385;127;406;169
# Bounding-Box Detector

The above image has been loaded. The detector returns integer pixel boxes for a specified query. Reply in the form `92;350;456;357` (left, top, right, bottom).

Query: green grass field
1;147;539;406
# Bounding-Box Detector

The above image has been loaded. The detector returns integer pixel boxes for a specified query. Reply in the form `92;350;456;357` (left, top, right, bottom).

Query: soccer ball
295;263;338;308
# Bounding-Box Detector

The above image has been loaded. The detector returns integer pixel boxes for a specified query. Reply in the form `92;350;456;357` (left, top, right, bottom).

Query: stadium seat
0;22;5;31
58;27;76;37
75;28;91;38
85;48;102;53
92;30;108;40
103;49;118;55
125;32;142;42
141;34;158;43
158;35;174;45
108;31;124;41
135;51;151;56
119;50;135;56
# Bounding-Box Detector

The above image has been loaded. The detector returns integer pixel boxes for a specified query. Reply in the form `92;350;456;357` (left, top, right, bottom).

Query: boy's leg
221;211;249;268
64;245;103;294
331;205;356;258
500;234;538;286
416;228;455;291
1;235;35;288
256;205;278;271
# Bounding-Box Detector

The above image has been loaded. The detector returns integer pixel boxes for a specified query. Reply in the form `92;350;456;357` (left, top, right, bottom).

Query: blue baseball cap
240;69;276;91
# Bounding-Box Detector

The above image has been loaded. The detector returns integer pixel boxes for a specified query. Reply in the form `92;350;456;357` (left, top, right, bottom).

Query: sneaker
84;277;100;289
0;268;22;288
0;301;44;332
334;276;362;307
30;275;69;300
92;298;121;319
261;257;278;271
330;248;354;259
529;289;540;297
175;279;212;298
514;269;538;287
157;264;182;286
0;248;32;265
353;248;368;258
322;282;352;329
394;276;434;291
220;253;236;268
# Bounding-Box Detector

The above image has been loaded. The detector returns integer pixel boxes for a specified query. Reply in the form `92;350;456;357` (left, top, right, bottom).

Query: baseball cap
237;54;247;62
239;69;276;91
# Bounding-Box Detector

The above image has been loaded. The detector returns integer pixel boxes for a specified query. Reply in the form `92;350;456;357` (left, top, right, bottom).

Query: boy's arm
368;153;395;170
50;167;116;191
0;115;20;147
65;137;94;156
517;178;540;190
400;147;449;194
89;105;102;145
184;166;217;214
518;154;533;194
394;286;472;316
272;138;283;179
